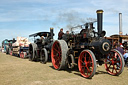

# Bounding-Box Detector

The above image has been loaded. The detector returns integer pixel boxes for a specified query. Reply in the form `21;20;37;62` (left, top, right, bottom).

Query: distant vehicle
10;37;30;58
6;39;16;55
2;39;9;53
29;28;54;64
0;46;2;52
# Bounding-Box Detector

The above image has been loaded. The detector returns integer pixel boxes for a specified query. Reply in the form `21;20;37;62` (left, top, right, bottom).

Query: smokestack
50;28;54;41
96;10;103;37
119;13;122;35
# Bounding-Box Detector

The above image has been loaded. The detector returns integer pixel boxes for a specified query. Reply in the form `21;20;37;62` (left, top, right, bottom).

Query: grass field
0;52;128;85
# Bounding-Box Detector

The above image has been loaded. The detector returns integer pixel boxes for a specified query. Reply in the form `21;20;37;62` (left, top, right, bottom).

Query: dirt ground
0;52;128;85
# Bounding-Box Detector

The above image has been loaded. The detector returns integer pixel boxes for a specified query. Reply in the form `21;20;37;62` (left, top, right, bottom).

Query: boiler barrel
90;39;111;54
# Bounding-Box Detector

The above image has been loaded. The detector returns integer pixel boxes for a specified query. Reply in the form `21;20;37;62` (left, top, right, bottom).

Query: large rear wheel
51;40;68;70
29;43;37;61
78;50;96;79
105;49;124;76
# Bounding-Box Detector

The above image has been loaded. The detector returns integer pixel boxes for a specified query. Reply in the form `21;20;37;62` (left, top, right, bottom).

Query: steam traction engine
51;10;125;78
29;28;54;64
2;39;12;53
5;39;16;55
1;39;16;54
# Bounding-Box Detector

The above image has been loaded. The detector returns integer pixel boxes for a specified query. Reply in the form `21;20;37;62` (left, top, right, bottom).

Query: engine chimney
50;27;54;41
119;13;122;35
96;10;103;37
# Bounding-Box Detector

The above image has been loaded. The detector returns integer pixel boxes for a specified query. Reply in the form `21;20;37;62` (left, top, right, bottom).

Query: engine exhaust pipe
96;10;103;37
119;13;122;35
50;28;54;41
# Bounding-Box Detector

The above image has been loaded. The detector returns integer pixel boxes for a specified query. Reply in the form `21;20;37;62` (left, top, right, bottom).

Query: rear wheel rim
78;50;95;78
51;41;62;69
105;50;123;75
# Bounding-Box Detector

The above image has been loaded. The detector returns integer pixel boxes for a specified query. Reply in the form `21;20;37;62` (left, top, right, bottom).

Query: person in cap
58;28;64;39
115;44;125;55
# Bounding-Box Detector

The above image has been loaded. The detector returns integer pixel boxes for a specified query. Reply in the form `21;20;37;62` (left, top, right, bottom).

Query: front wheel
78;50;96;79
67;54;75;69
105;49;125;76
40;48;48;64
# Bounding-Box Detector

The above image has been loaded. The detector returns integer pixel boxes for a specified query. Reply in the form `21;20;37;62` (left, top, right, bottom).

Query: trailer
10;37;30;58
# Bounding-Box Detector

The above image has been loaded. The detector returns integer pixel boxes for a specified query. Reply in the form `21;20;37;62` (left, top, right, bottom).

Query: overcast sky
0;0;128;45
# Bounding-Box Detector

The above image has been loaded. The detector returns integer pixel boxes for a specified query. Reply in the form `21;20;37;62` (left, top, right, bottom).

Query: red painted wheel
78;50;96;79
51;40;68;70
20;51;24;58
105;49;124;76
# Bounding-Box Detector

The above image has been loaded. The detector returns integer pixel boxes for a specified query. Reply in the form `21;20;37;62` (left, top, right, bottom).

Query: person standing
66;31;69;34
115;45;125;55
58;28;64;39
123;53;128;69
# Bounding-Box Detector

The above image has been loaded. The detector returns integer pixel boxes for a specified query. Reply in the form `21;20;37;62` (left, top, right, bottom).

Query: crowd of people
58;28;70;40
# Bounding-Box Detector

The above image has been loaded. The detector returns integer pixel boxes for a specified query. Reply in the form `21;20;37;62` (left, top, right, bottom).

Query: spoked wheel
40;48;48;64
78;50;96;79
29;43;37;61
105;49;124;76
51;40;68;70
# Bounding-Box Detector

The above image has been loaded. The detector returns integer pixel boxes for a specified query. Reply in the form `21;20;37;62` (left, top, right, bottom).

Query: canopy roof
110;34;128;39
29;32;50;37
